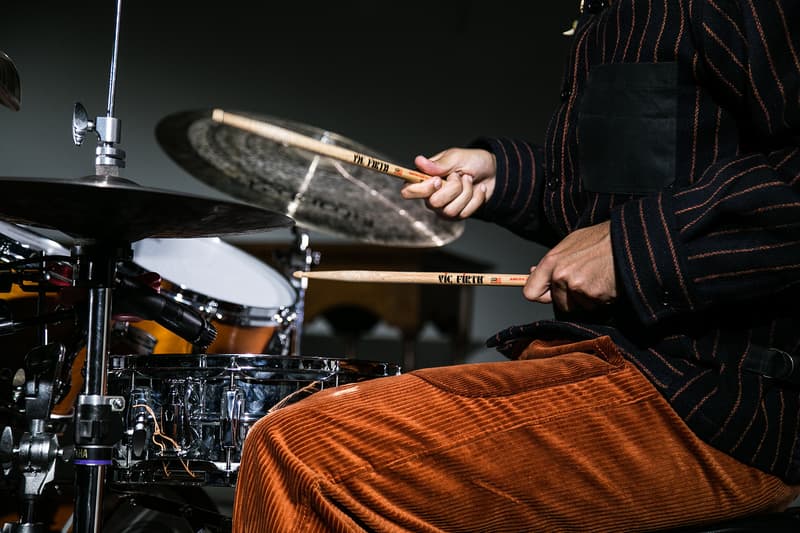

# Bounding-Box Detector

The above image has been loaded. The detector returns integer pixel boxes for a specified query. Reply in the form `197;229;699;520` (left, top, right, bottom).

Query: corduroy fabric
233;337;798;532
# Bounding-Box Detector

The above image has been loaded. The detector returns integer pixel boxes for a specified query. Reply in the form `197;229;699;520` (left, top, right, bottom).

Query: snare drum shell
113;320;278;355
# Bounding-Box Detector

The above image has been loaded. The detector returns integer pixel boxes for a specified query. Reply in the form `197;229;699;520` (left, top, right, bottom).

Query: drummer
235;2;800;531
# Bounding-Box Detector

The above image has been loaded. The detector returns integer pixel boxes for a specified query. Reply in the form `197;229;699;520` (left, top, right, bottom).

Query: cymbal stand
70;243;128;533
72;0;125;177
70;1;128;531
282;227;319;355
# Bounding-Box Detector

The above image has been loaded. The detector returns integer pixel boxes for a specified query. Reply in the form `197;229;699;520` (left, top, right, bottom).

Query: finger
428;173;465;209
401;176;442;199
442;175;474;218
522;256;552;302
523;259;553;302
538;289;552;304
460;182;488;218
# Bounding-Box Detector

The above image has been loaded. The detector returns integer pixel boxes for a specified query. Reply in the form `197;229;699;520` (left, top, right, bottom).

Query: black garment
477;0;800;483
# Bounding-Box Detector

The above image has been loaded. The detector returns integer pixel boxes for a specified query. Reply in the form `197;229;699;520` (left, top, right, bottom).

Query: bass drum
108;354;401;487
117;238;296;355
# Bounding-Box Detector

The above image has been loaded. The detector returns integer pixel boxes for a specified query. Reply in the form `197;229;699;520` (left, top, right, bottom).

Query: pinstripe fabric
479;1;800;483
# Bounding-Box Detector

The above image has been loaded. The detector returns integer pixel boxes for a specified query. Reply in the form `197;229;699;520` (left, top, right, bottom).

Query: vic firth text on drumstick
293;270;529;286
212;109;429;183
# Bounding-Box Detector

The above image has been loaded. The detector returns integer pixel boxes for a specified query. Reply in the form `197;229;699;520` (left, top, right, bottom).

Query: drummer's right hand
401;148;496;219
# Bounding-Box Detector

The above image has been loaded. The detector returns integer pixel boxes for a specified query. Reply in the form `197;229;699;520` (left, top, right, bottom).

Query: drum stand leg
71;244;128;533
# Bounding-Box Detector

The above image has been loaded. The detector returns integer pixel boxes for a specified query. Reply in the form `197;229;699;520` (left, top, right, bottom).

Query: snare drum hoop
109;353;401;427
158;278;290;327
109;353;401;380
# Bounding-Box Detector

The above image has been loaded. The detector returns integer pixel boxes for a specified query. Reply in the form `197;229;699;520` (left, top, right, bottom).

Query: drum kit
0;4;462;532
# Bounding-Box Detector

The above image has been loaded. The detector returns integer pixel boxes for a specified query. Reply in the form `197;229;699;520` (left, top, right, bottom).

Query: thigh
236;337;795;532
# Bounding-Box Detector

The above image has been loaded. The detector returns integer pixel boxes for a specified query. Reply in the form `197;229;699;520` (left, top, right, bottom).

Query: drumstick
211;109;430;184
293;270;529;286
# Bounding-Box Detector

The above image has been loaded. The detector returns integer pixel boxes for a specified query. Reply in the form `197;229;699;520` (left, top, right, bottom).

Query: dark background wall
0;1;578;365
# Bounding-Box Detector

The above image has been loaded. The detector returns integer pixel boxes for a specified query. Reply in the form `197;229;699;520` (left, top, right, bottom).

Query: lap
237;336;796;532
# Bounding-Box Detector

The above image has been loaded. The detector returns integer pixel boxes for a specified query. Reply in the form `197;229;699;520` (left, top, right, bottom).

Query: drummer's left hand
523;221;617;312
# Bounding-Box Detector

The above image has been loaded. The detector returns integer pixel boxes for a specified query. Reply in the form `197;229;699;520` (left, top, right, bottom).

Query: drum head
0;220;68;260
131;238;295;309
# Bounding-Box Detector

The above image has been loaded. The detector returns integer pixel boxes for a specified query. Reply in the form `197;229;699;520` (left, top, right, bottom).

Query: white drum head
0;221;69;258
131;238;295;309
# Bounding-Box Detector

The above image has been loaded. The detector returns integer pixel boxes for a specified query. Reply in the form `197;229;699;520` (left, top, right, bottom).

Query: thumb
415;153;453;177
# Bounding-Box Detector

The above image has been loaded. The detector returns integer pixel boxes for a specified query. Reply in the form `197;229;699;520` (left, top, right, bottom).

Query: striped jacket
477;0;800;483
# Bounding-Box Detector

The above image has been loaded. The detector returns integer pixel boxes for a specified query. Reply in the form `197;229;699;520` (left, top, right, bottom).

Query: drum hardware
70;0;125;176
109;322;157;356
107;354;401;488
0;344;75;533
269;306;297;356
0;198;288;533
0;309;76;337
270;227;320;355
219;384;244;473
0;0;289;528
103;490;232;532
112;270;218;350
0;229;75;352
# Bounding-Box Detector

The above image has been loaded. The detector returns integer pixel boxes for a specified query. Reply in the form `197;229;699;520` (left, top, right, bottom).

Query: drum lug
220;387;243;448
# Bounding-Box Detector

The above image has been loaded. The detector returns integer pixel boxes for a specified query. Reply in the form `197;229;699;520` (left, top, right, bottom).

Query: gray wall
0;1;577;362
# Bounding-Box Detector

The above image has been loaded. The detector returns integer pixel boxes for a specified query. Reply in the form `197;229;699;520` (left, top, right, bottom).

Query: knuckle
442;204;461;218
428;195;447;209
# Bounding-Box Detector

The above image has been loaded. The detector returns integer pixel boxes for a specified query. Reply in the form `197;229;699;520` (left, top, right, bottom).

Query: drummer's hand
523;221;617;312
401;148;496;219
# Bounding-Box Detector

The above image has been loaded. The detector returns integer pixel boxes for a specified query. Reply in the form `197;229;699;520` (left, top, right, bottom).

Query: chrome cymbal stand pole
71;244;128;533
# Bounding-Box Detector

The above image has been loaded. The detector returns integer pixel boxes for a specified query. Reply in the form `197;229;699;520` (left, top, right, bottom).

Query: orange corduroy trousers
232;336;799;532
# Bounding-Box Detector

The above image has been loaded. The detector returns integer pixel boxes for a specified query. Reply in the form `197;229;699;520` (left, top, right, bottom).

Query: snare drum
107;353;400;486
120;238;296;354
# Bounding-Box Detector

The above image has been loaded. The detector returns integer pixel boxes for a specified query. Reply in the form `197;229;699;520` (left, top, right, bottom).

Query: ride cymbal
156;109;464;247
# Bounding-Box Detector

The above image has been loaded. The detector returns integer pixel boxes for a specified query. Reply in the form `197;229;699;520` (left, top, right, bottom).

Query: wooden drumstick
293;270;529;286
211;109;430;183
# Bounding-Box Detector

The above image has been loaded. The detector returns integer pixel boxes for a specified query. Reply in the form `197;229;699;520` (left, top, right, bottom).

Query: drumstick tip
211;108;225;122
292;271;306;279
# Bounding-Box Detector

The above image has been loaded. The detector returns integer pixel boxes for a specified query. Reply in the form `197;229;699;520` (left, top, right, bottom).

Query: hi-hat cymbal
156;109;464;247
0;51;21;111
0;175;293;242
